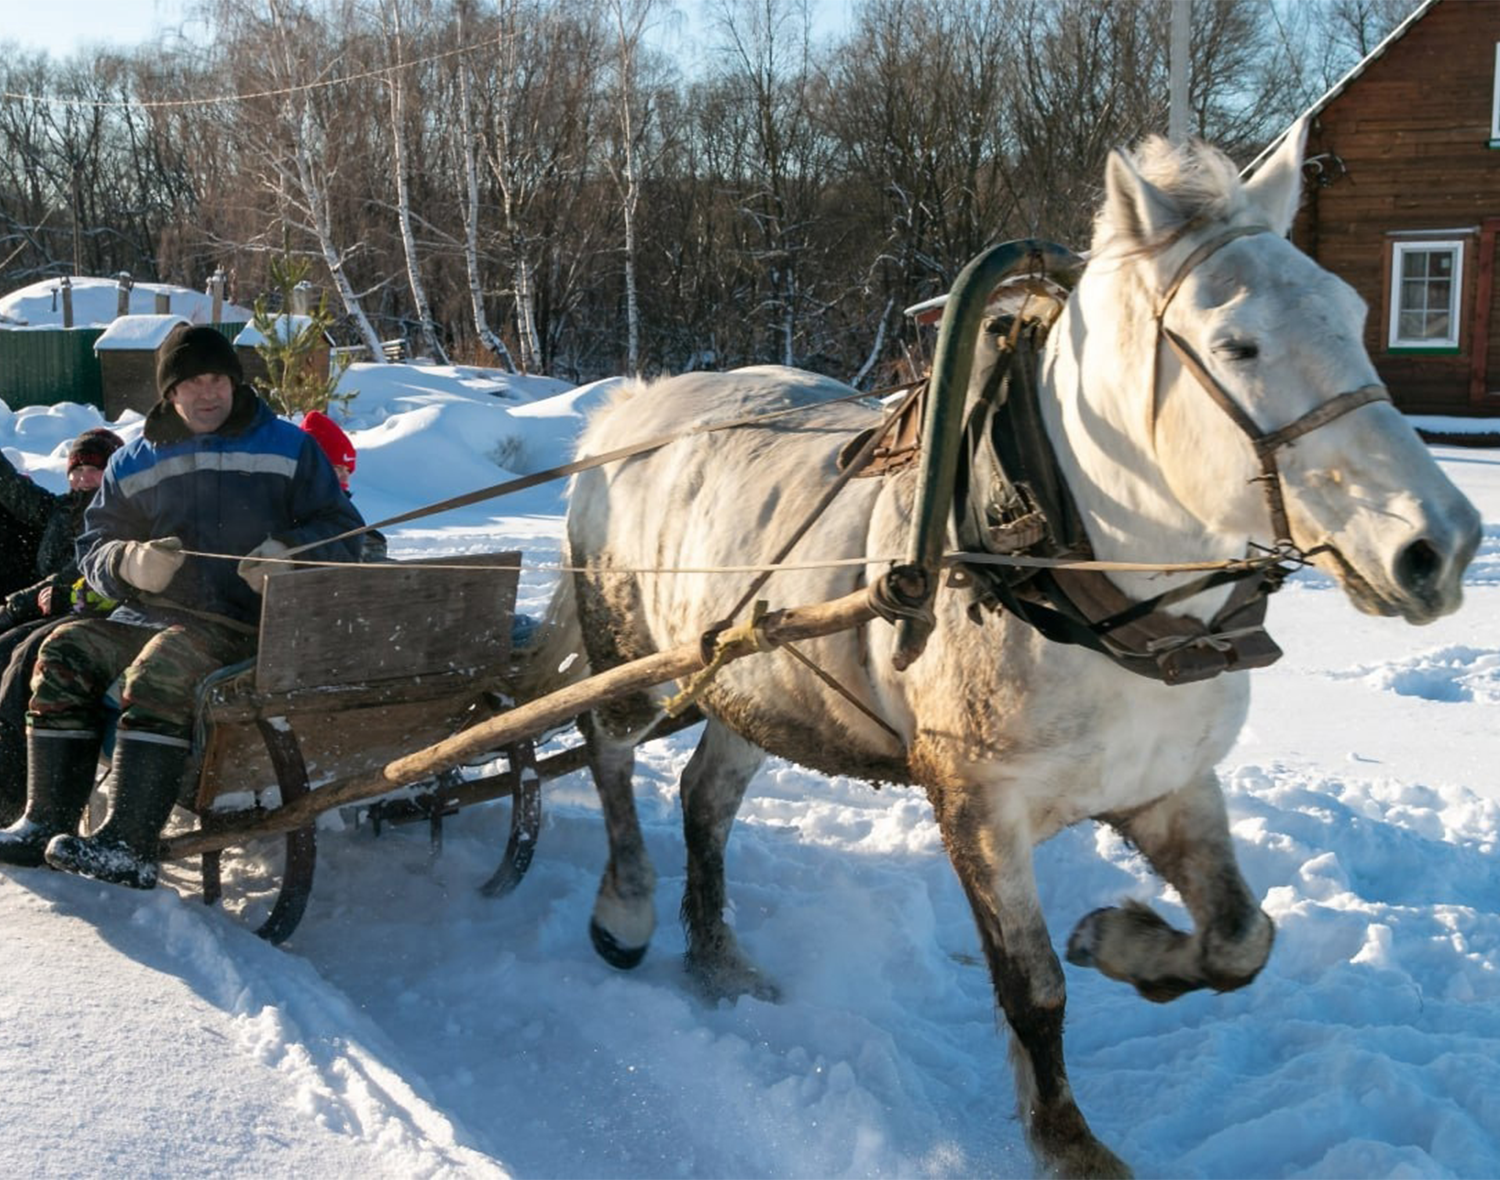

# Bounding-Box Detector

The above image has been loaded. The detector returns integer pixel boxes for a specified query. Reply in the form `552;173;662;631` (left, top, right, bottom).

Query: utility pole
1169;0;1190;143
71;165;83;275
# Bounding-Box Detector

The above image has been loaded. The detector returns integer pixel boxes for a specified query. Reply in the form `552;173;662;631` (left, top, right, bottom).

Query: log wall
1292;0;1500;416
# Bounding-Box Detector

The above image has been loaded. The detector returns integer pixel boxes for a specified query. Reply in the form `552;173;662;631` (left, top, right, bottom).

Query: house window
1388;240;1463;351
1493;43;1500;143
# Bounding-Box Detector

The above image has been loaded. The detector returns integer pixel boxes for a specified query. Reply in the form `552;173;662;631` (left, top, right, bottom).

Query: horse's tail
509;570;590;705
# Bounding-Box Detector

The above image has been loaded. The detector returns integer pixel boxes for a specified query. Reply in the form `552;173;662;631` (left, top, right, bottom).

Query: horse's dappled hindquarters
549;122;1480;1178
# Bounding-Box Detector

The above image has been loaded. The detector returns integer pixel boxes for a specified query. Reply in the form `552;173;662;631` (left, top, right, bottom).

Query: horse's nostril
1395;538;1441;593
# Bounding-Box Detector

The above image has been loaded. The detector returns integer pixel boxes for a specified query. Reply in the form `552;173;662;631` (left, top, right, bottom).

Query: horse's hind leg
679;717;777;1002
1067;772;1274;1002
934;784;1130;1179
581;711;657;969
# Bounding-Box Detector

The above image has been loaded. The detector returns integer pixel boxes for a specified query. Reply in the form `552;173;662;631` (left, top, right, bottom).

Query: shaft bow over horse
539;121;1480;1177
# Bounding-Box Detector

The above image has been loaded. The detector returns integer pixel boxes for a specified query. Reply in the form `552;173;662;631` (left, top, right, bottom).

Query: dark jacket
0;450;87;621
0;508;42;602
79;385;364;629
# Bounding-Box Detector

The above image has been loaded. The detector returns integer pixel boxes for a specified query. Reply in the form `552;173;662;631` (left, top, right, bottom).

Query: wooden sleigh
160;549;880;944
173;552;544;943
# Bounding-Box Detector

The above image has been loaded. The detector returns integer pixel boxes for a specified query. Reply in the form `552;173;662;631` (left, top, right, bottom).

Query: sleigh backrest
254;552;521;694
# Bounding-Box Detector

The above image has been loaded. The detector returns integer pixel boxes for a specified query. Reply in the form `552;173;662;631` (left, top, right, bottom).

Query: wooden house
93;314;189;420
1266;0;1500;416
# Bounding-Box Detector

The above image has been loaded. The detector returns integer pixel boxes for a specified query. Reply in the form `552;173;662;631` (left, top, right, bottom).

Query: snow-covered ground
1;365;1497;1179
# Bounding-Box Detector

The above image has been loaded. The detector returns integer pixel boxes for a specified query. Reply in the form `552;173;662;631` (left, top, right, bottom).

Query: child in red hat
300;410;356;490
300;411;385;560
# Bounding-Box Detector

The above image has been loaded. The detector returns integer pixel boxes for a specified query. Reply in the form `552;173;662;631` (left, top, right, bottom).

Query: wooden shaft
162;586;880;861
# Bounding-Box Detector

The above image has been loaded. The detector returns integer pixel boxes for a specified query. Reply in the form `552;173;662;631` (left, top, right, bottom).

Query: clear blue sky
2;0;853;63
1;0;192;58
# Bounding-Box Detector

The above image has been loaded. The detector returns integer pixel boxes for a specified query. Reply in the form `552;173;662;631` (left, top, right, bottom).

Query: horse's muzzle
1387;508;1481;623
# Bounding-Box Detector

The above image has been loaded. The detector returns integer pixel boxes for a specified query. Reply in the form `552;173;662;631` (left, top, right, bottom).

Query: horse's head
1080;121;1480;624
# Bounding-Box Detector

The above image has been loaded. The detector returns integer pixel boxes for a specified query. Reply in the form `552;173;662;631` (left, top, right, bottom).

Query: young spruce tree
250;255;355;416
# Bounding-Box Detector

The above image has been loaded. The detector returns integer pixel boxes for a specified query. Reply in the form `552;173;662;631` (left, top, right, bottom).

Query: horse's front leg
934;782;1130;1179
679;717;776;1002
581;711;657;969
1067;772;1274;1002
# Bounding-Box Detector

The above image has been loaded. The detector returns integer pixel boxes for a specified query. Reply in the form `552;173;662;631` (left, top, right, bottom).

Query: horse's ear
1103;147;1181;248
1244;118;1308;236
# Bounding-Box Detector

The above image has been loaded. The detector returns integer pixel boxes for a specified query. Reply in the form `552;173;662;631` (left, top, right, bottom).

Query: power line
0;37;491;112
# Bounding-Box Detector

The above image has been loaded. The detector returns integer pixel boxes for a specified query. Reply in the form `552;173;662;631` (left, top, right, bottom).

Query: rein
274;383;913;562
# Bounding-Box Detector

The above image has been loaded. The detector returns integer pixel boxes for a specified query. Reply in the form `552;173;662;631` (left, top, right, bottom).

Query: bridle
1149;224;1391;554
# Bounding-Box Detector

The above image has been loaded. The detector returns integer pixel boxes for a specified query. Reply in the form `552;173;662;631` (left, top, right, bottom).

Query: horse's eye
1213;339;1259;362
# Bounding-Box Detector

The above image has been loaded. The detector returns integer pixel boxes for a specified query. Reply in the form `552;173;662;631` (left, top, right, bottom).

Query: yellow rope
662;601;774;717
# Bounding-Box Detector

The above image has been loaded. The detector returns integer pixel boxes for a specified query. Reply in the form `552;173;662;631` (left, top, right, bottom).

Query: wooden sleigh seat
182;550;538;942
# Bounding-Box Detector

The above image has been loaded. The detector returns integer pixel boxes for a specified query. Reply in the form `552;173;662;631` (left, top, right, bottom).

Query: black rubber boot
45;734;188;890
0;719;25;829
0;729;102;868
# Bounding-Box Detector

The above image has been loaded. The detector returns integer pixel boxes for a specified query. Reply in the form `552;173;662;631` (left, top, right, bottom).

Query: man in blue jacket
0;324;364;889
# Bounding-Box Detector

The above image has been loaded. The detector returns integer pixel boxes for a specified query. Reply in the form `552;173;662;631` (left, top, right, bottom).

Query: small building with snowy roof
94;314;190;419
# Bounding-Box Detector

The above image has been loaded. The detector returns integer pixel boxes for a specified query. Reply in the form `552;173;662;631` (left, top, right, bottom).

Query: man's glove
237;538;290;594
117;537;185;593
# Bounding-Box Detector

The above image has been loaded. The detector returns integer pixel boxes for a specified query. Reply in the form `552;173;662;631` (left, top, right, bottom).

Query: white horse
542;124;1480;1177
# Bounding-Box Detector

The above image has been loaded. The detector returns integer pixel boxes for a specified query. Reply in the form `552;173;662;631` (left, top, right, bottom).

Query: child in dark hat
0;426;125;629
67;428;125;482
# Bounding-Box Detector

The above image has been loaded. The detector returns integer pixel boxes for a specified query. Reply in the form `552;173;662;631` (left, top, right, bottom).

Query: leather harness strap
1150;224;1392;551
1147;223;1272;445
1161;324;1391;546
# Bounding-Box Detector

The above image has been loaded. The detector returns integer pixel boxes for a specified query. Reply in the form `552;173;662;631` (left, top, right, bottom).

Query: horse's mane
575;375;653;459
1091;136;1250;259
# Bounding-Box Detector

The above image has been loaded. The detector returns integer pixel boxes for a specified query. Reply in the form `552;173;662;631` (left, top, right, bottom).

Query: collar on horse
947;313;1286;685
875;228;1392;686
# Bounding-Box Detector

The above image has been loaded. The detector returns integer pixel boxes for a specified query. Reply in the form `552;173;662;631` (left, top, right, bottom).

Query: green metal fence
0;326;106;410
0;322;246;414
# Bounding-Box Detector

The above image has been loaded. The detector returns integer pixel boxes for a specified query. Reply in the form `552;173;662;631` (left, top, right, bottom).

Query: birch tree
451;0;515;369
604;0;669;374
483;0;545;371
380;0;447;361
215;0;385;360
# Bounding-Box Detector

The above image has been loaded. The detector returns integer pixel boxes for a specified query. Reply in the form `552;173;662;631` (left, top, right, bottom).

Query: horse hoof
1030;1102;1133;1179
590;919;649;970
1065;907;1109;968
686;955;781;1004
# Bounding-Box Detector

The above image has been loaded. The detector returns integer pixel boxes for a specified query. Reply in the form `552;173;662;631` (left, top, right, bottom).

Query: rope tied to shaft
663;600;774;717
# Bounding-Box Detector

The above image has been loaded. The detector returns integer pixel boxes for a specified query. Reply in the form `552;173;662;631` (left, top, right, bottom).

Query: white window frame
1492;43;1500;142
1388;239;1464;350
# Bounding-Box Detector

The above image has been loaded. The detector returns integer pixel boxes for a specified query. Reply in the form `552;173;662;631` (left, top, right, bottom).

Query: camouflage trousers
29;618;256;740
